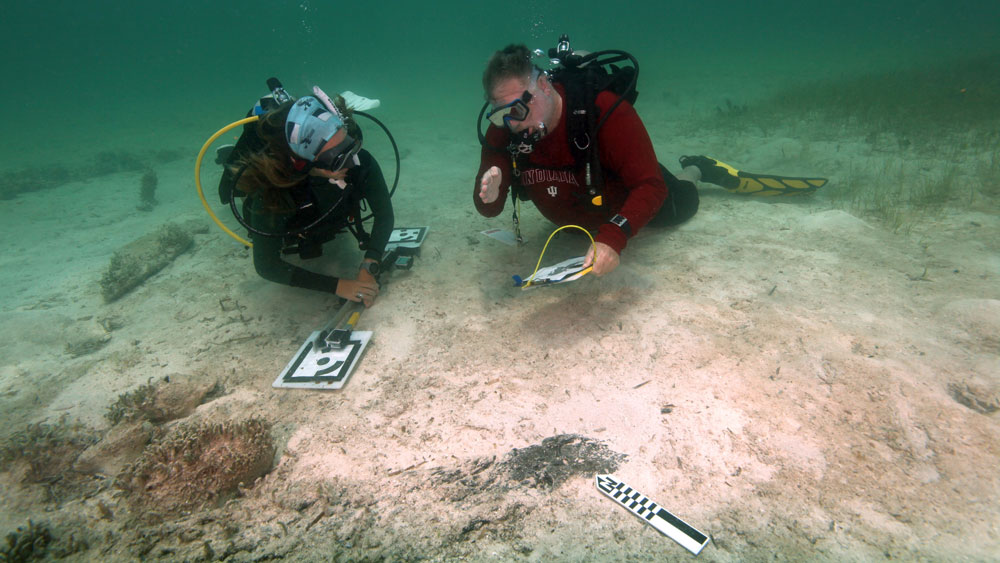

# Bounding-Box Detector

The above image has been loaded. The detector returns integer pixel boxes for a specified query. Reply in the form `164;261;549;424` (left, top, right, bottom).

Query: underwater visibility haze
0;0;998;560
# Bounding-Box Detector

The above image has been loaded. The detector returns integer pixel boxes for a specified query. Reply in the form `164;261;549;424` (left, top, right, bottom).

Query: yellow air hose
193;116;260;248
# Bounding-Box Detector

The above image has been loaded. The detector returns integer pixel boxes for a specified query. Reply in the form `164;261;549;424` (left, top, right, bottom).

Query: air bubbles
299;0;313;34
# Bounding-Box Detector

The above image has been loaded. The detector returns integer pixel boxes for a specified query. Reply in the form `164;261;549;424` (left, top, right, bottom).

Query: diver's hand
356;265;379;308
582;242;620;277
310;167;349;186
479;166;501;204
336;277;379;308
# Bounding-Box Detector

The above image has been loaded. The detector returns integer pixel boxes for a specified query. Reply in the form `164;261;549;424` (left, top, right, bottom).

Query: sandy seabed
0;110;998;562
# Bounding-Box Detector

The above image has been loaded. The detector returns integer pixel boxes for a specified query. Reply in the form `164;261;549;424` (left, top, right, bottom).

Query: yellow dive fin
679;155;828;196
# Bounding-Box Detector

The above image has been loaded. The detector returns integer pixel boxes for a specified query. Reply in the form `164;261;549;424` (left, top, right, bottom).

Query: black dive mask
314;135;362;172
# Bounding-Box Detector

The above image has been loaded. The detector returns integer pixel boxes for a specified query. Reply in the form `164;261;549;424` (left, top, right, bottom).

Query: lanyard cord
512;198;524;245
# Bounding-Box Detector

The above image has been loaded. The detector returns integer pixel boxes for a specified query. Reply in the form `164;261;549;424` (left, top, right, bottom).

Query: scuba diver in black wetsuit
218;85;394;308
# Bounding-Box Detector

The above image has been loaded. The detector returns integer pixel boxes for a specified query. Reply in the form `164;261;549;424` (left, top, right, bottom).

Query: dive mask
307;84;362;171
314;134;362;172
486;68;541;129
487;90;533;129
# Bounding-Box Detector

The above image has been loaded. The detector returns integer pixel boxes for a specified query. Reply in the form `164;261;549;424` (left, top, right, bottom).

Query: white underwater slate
517;256;589;288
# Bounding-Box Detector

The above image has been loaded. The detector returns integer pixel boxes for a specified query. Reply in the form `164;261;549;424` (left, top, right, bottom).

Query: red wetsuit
474;84;667;254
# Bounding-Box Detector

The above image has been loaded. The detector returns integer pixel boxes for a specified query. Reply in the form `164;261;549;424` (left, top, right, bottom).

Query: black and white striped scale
596;474;709;555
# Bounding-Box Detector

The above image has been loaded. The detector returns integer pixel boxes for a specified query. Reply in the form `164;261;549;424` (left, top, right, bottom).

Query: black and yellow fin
679;155;828;197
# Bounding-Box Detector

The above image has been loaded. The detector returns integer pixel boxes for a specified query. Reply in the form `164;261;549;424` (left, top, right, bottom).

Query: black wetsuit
221;148;394;295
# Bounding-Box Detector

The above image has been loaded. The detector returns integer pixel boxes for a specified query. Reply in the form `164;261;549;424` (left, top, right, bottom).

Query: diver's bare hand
310;167;349;185
582;242;620;277
479;166;501;203
336;278;379;308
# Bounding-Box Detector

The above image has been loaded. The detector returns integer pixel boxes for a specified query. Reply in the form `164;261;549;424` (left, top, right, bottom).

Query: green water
1;0;997;168
0;4;998;558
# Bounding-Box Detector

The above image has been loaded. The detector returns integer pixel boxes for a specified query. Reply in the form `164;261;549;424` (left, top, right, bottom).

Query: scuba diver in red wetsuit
474;38;826;277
